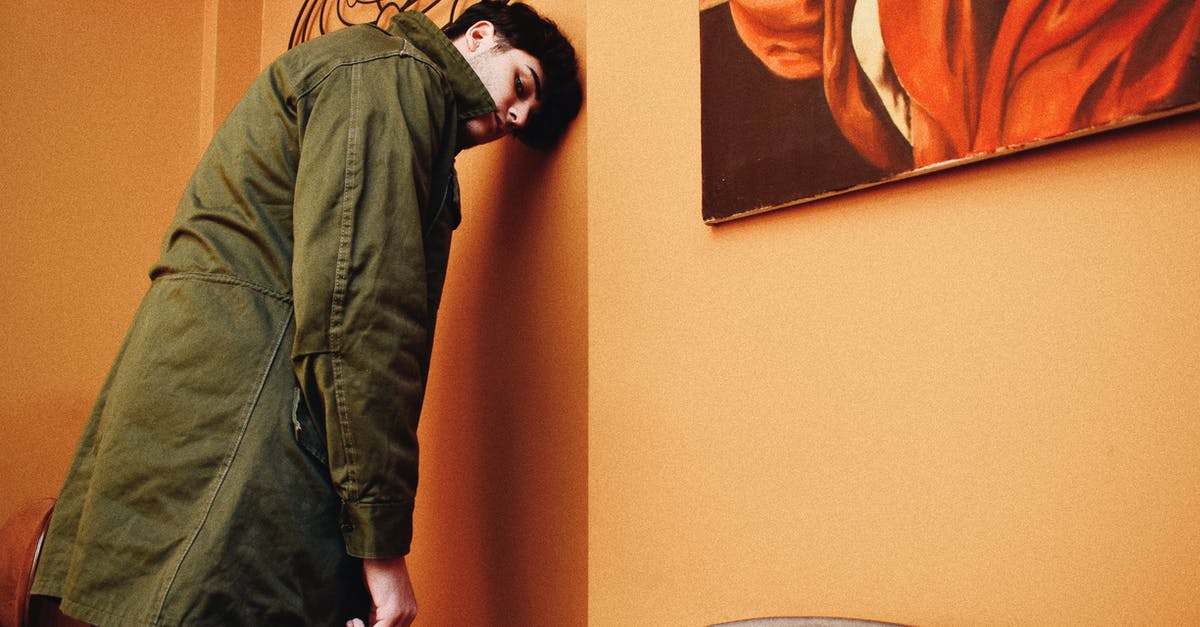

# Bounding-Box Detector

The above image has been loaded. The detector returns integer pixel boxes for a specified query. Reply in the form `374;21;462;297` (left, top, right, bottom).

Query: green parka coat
32;12;495;626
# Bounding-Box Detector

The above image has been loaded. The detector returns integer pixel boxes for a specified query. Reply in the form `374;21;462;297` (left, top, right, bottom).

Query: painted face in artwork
728;0;824;80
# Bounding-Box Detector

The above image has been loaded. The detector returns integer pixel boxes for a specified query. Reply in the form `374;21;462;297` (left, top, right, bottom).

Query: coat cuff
339;500;414;558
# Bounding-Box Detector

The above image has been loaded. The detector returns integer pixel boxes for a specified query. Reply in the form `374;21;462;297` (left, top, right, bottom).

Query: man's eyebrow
526;64;543;100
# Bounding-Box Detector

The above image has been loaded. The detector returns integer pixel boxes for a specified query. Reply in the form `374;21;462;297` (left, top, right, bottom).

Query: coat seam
152;314;294;623
330;60;362;501
294;41;444;105
295;48;415;101
153;271;292;303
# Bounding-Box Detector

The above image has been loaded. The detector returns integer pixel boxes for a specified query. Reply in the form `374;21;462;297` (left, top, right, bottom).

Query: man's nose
508;103;530;129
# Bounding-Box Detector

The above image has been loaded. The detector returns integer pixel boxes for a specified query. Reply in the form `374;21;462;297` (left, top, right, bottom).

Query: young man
30;1;581;625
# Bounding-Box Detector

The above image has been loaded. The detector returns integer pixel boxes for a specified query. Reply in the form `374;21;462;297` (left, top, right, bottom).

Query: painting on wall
700;0;1200;223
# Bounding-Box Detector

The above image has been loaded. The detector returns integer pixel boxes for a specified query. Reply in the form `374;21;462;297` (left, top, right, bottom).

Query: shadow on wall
417;135;587;626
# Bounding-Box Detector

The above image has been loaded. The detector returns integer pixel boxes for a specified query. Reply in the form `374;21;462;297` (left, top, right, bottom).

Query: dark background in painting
700;3;892;222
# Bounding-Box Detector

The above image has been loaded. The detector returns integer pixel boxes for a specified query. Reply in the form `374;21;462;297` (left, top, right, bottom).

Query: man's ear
463;20;496;53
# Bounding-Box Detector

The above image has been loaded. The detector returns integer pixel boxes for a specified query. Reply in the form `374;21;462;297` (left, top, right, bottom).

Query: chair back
0;499;56;627
711;618;912;627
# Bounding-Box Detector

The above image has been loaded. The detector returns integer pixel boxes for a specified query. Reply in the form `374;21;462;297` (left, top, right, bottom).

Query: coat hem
58;595;161;627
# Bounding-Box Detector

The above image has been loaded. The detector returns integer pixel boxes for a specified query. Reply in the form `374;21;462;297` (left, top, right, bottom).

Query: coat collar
387;11;496;123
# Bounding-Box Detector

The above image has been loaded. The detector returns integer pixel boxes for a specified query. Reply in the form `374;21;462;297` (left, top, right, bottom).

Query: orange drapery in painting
825;0;1200;169
821;0;915;172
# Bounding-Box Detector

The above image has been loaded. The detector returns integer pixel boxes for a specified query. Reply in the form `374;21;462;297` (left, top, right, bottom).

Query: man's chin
458;122;504;150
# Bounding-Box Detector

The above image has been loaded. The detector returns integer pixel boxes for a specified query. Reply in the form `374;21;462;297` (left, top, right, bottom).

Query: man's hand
346;555;417;627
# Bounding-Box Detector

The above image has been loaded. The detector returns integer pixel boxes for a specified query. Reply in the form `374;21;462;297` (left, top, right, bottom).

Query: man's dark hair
445;0;582;150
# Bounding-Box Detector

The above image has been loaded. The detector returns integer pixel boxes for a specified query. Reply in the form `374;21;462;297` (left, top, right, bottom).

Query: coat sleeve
289;51;452;559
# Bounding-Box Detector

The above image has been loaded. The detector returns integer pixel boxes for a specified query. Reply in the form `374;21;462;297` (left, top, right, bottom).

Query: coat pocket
290;388;328;465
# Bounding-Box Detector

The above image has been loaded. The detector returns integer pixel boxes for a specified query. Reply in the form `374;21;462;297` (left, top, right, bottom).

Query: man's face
728;0;824;80
457;22;544;148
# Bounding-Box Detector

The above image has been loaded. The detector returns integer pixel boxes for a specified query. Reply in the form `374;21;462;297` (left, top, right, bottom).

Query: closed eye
526;65;542;101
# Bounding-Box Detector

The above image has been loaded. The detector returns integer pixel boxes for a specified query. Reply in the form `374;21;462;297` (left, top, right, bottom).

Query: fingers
369;605;416;627
349;607;415;627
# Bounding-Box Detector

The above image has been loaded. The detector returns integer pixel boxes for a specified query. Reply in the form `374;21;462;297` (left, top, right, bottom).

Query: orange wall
1;1;268;528
587;2;1200;626
1;3;208;525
